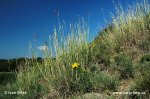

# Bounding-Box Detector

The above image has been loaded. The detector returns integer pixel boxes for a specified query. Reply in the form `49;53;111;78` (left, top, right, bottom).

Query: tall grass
95;0;150;52
1;18;95;98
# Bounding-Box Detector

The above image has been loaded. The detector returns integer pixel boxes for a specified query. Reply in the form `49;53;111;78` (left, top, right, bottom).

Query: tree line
0;57;43;72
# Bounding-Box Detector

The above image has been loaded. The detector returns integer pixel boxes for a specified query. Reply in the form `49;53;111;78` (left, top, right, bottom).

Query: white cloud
37;45;48;51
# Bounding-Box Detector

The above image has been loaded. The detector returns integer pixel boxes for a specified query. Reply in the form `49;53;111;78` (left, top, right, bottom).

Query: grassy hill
0;0;150;99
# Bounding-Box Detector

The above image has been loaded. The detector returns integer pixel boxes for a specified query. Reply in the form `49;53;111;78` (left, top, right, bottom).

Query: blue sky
0;0;143;59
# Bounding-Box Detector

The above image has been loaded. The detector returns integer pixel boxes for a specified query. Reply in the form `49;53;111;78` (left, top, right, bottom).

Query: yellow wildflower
72;63;79;69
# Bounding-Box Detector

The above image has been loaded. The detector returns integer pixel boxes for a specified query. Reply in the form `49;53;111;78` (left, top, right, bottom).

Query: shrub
114;53;134;79
93;71;119;91
132;54;150;94
92;41;111;66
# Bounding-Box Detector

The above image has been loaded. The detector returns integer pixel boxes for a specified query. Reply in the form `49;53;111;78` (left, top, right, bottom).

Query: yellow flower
72;63;79;69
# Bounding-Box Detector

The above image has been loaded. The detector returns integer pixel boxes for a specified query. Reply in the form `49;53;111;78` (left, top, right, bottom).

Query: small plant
70;63;93;94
